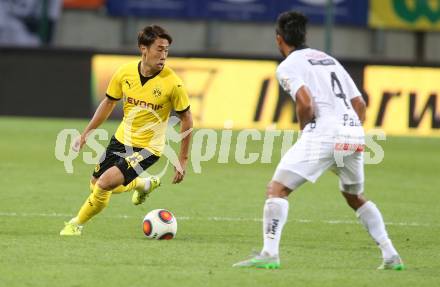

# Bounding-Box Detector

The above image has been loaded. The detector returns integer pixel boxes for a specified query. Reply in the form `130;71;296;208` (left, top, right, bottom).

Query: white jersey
276;47;364;142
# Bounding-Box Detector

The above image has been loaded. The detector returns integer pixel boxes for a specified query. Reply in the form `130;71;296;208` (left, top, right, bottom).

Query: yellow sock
77;185;112;225
111;178;138;194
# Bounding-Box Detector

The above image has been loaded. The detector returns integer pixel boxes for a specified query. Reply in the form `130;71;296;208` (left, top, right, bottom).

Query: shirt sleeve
105;67;123;100
276;63;305;102
171;81;190;113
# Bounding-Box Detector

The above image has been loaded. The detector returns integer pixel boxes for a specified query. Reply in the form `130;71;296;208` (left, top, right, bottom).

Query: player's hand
72;135;86;152
172;157;188;184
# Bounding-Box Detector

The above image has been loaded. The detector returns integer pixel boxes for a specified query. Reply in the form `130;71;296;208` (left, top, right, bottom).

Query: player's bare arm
73;97;117;151
351;96;366;123
295;86;314;130
173;109;193;184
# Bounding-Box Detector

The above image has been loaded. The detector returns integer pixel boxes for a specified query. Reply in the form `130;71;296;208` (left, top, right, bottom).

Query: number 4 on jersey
331;72;350;109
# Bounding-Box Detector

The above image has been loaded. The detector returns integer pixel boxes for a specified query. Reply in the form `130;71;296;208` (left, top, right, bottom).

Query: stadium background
1;1;439;286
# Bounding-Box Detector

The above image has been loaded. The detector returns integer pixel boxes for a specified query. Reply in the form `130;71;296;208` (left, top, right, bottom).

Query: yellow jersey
106;61;190;156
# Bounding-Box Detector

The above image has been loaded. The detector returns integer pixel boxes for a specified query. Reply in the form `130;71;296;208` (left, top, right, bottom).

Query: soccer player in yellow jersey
60;25;193;236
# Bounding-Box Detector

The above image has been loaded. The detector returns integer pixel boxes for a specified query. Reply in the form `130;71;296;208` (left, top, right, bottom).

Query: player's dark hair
276;11;308;47
138;25;173;47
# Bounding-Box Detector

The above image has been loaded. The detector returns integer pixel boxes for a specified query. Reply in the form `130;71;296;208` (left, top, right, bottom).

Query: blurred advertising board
369;0;440;30
278;0;368;26
106;0;192;18
364;66;440;136
195;0;277;22
64;0;105;9
92;55;440;136
106;0;367;26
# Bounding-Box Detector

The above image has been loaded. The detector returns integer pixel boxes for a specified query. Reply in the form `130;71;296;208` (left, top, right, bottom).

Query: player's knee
266;181;290;198
96;167;125;190
96;175;119;191
341;191;366;210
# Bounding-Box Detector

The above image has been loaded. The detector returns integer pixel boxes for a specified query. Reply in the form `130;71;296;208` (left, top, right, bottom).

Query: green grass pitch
0;117;439;287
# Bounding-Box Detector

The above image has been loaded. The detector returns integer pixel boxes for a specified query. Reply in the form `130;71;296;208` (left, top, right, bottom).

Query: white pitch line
0;211;436;227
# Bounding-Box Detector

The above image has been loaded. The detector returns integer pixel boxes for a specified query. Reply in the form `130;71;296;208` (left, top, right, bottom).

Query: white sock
69;217;82;226
356;201;398;259
136;177;151;191
144;178;151;191
261;197;289;257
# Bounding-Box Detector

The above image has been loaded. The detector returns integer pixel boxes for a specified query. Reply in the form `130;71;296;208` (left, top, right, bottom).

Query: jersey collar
138;61;162;86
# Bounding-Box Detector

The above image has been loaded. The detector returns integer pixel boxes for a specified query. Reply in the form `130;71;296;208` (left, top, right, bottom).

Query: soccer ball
142;209;177;240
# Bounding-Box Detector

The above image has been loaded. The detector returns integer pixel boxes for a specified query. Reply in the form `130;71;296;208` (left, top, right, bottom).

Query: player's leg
232;172;306;269
116;149;161;205
261;172;306;257
338;152;404;270
78;166;123;222
89;175;142;195
340;189;404;270
233;136;332;269
60;138;119;236
60;137;154;236
60;166;124;236
87;149;160;205
87;141;159;196
259;138;332;259
80;149;159;223
89;177;148;194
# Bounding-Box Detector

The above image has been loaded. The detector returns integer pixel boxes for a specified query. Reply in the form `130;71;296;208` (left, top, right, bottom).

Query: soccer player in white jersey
233;11;404;270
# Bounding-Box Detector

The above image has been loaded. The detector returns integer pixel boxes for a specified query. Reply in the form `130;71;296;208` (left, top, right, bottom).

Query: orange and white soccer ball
142;209;177;240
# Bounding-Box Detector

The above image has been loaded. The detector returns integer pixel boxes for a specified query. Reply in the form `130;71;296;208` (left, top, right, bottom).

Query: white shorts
273;132;364;193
